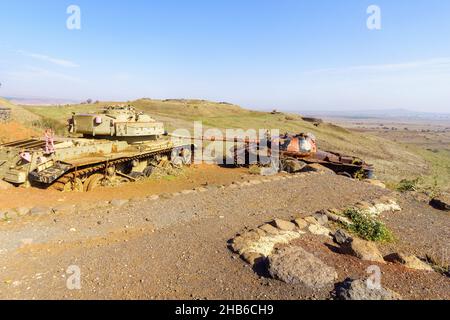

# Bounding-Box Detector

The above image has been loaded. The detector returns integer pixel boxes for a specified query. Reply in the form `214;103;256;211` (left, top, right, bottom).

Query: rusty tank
232;132;374;179
0;105;193;191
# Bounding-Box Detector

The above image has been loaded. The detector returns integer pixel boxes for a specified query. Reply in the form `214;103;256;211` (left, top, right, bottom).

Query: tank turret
69;105;165;142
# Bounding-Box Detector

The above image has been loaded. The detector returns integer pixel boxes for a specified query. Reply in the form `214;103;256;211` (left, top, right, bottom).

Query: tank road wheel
51;177;83;192
62;178;83;192
84;173;106;192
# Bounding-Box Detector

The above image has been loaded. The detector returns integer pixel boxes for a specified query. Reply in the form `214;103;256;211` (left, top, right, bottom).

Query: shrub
396;178;420;192
31;117;66;136
343;208;393;242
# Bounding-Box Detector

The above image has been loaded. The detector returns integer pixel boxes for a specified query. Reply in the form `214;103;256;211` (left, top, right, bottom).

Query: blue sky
1;0;449;112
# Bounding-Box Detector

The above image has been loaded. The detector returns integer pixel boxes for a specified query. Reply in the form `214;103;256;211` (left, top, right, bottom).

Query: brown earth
0;171;448;300
0;165;249;210
0;121;40;144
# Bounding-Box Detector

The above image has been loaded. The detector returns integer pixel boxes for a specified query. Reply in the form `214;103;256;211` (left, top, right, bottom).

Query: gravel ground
0;171;448;300
380;192;450;266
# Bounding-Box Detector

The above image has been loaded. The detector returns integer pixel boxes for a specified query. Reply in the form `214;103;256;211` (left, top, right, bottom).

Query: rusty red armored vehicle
232;132;374;179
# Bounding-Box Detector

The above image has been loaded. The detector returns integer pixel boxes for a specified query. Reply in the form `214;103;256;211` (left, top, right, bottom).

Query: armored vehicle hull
0;105;193;191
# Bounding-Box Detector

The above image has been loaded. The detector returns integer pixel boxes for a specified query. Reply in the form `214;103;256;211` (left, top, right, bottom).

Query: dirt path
0;172;448;300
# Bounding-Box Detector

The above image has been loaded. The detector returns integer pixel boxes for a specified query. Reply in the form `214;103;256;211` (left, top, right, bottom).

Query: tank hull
0;137;193;191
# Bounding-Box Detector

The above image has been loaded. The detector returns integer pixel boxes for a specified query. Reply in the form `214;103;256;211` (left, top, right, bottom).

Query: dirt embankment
0;121;40;144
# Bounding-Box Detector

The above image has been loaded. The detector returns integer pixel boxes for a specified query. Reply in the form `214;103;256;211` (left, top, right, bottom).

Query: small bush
353;168;366;181
343;208;393;242
396;178;420;192
31;117;66;136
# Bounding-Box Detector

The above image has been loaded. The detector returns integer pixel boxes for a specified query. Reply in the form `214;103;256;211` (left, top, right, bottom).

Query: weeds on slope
342;207;394;242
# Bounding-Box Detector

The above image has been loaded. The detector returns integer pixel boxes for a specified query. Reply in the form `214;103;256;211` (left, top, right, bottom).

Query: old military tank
0;105;193;191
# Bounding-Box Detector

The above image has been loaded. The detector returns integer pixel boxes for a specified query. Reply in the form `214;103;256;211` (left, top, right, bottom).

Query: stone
268;246;337;288
52;204;76;214
429;195;450;211
355;201;372;210
181;189;195;195
241;252;263;265
425;252;449;271
304;216;318;225
110;199;129;207
230;236;247;253
283;160;307;173
293;218;308;230
241;230;261;242
323;210;352;225
308;224;331;237
334;229;353;245
148;195;159;201
366;180;386;189
30;207;53;216
342;238;385;263
312;212;329;225
335;278;402;300
305;163;335;174
14;207;31;216
259;223;280;235
384;253;434;271
271;219;296;231
254;228;266;237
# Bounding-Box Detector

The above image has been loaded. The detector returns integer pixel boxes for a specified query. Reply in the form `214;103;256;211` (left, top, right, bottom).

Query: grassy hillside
5;97;449;193
0;97;40;123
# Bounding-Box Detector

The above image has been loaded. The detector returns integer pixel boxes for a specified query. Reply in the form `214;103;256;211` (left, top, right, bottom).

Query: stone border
228;196;403;266
229;196;435;272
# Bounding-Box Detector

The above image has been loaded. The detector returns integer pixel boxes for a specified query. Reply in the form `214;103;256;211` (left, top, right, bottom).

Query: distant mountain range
299;108;450;121
4;96;81;105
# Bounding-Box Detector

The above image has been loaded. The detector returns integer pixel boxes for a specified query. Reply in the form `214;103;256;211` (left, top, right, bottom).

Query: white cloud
6;66;81;83
18;50;79;68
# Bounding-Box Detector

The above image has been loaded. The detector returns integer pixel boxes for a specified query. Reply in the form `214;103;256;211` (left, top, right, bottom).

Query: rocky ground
0;168;448;300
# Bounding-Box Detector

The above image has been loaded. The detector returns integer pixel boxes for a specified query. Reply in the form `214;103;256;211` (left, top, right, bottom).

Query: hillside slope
0;98;41;143
4;97;449;191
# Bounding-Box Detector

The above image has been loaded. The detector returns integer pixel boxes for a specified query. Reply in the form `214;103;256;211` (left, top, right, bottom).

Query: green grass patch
31;117;67;135
396;178;420;192
162;175;177;181
343;207;393;242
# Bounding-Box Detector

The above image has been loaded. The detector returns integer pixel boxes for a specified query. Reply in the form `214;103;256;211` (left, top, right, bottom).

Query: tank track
50;148;174;192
